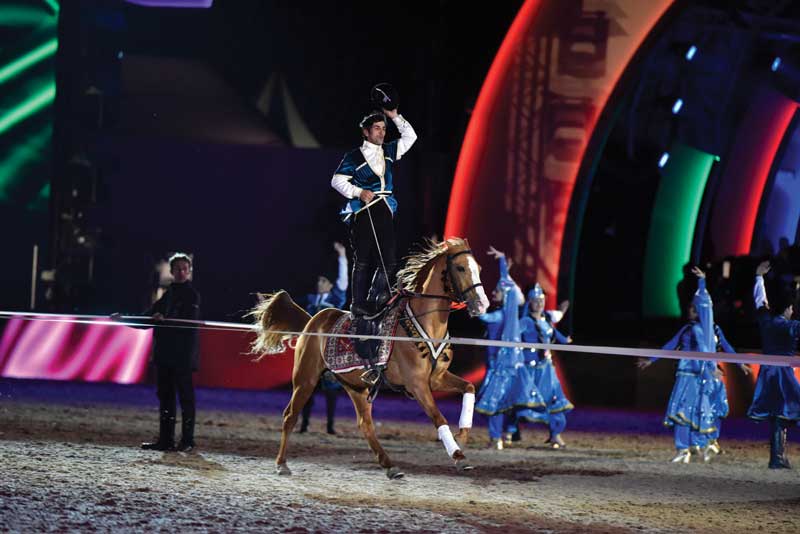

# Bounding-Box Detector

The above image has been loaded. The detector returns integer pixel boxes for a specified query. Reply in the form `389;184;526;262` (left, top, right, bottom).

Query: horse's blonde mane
396;237;468;292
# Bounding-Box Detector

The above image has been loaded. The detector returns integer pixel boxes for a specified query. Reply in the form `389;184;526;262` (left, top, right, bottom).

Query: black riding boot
177;414;196;452
368;263;398;314
142;411;176;451
351;260;381;376
350;260;374;317
769;417;791;469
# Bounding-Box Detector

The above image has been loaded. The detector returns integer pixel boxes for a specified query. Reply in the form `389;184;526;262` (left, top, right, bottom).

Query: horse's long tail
248;291;312;359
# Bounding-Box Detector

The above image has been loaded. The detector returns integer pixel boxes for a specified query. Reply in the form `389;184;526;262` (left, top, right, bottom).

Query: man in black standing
139;253;201;452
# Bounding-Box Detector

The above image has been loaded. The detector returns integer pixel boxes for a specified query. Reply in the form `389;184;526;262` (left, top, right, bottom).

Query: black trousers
156;365;195;423
350;201;396;308
301;388;339;431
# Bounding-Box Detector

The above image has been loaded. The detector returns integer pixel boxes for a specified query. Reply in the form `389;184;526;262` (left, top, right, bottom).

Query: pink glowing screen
0;318;294;389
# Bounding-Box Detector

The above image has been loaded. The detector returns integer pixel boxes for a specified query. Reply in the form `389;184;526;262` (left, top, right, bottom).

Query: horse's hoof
455;459;474;472
386;466;405;479
276;463;292;476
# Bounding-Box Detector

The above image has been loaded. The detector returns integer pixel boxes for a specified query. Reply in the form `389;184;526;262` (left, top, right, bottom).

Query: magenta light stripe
6;319;72;378
85;326;137;382
117;329;152;383
49;321;105;379
0;318;25;369
124;0;213;8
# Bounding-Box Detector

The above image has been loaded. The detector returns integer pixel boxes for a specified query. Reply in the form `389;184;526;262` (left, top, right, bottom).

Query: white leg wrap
437;424;460;458
459;392;475;429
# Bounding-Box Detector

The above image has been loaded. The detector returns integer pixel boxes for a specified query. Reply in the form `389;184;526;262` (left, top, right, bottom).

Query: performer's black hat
370;82;398;111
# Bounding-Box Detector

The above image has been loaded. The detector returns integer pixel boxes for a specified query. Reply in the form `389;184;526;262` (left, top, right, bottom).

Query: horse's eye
457;266;466;272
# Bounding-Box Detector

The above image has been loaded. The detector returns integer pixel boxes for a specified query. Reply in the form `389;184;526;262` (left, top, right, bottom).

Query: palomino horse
250;238;490;478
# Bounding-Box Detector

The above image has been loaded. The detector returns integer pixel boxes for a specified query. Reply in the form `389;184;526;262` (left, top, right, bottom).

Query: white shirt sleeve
509;280;524;307
331;173;362;199
393;115;417;160
336;256;348;291
754;275;768;309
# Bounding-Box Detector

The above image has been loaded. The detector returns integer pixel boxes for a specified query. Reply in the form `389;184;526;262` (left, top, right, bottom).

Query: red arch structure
445;0;675;309
447;0;675;389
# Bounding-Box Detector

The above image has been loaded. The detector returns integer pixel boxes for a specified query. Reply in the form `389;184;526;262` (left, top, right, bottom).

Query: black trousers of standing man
156;365;196;448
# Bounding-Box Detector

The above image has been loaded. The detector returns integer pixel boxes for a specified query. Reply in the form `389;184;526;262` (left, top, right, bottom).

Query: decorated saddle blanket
323;304;404;374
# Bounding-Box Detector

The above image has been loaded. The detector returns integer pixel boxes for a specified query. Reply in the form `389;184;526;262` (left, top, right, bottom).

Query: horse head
397;237;490;317
440;239;490;317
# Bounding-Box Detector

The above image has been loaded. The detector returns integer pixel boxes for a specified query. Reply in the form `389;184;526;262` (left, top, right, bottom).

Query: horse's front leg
430;369;475;445
407;381;473;472
345;385;403;479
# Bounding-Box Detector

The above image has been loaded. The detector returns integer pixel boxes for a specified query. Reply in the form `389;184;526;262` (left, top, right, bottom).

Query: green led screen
0;1;58;210
642;143;716;317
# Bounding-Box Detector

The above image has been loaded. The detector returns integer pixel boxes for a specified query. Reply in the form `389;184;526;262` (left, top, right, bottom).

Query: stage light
0;39;58;86
772;57;782;72
671;98;683;114
685;45;697;61
658;152;670;168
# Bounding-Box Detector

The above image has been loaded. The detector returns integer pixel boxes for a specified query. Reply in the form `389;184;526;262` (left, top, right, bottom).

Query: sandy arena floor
1;400;799;533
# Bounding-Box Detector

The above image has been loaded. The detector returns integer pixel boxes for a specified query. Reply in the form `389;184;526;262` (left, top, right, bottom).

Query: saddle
323;304;403;375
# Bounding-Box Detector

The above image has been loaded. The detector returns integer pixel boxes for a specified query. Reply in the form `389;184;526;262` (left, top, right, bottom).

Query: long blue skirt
708;376;729;420
664;372;715;433
516;357;572;423
747;365;800;422
476;347;527;416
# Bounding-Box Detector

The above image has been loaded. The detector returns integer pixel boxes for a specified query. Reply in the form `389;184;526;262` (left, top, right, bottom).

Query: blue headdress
691;278;715;353
527;283;545;301
524;283;545;315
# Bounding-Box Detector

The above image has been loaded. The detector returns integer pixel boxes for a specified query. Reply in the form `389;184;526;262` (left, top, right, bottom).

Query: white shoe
489;438;503;450
671;449;691;463
703;441;721;463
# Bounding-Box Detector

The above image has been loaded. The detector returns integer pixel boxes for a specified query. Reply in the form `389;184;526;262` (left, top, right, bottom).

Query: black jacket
148;282;201;371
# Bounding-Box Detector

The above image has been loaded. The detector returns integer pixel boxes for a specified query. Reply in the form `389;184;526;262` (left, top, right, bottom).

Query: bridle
443;249;484;303
398;249;483;307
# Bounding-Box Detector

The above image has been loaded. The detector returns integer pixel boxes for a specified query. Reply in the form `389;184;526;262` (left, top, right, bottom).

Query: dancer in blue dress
639;267;748;463
703;324;750;462
475;249;544;450
515;284;573;449
748;261;800;469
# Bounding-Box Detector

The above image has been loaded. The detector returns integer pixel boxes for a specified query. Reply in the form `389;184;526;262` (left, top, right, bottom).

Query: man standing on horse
330;85;417;380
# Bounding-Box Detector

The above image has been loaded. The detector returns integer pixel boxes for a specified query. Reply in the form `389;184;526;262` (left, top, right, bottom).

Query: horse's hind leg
275;339;325;475
345;386;403;479
430;369;475;445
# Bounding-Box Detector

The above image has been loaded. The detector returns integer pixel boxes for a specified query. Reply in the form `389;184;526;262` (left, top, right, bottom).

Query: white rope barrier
0;310;797;367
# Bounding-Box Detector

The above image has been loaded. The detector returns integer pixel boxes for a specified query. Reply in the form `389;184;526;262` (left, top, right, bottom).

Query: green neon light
643;143;716;317
0;124;52;200
25;182;51;211
0;39;57;86
0;6;52;25
0;82;55;136
42;0;60;14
